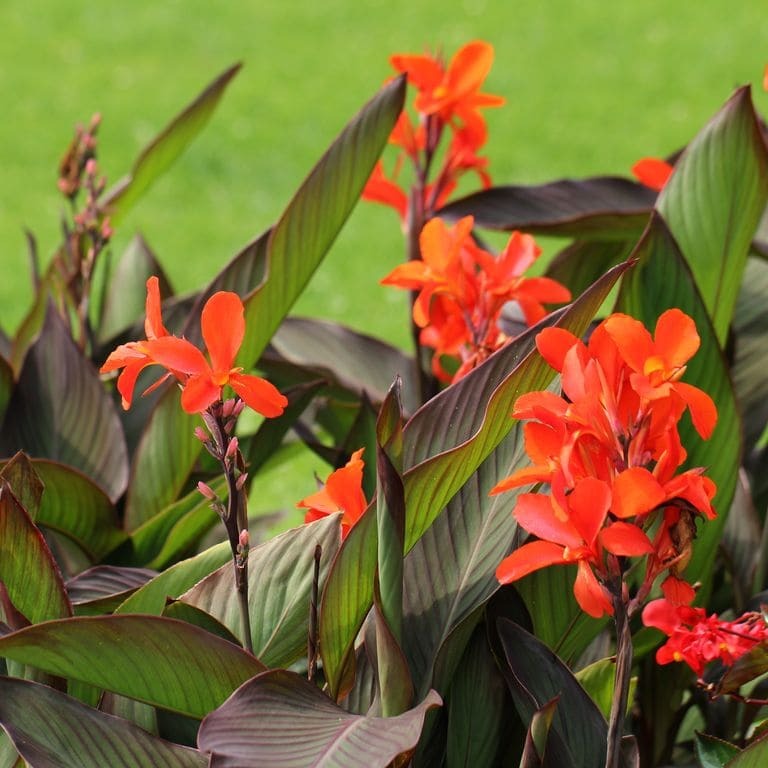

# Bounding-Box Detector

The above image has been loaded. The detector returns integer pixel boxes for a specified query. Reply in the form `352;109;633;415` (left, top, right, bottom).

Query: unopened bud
232;399;246;417
85;158;97;176
194;426;208;443
235;472;248;491
197;481;217;501
238;529;249;549
225;436;239;460
222;398;235;418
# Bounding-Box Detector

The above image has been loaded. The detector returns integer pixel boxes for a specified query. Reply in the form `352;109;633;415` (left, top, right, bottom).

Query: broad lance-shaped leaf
185;75;406;367
0;451;43;521
66;566;156;616
0;677;206;768
180;516;341;668
694;733;741;768
103;64;241;225
657;86;768;345
32;460;125;561
0;483;71;624
437;176;656;240
197;669;441;768
123;76;405;530
0;305;128;502
320;262;630;698
0;615;265;718
617;214;740;594
496;619;608;768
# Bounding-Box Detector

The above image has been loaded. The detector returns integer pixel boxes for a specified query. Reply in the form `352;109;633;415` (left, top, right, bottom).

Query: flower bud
197;481;217;501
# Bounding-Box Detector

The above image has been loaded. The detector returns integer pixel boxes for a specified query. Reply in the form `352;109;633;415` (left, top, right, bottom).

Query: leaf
0;305;129;502
575;658;637;721
33;460;125;561
0;356;12;429
445;626;506;768
197;669;442;768
519;698;558;768
181;516;341;667
370;595;414;718
103;64;241;225
695;732;741;768
66;566;156;615
0;451;44;522
116;541;231;615
725;734;768;767
99;234;172;342
124;385;200;530
617;214;740;593
0;676;206;768
497;619;608;768
0;483;71;624
437;177;656;239
185;76;406;369
0;615;265;718
718;642;768;694
267;317;420;414
656;86;768;345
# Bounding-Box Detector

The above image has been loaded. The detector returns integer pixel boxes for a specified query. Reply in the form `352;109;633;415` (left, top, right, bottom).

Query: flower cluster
297;449;368;539
101;277;288;417
491;309;718;618
642;598;768;676
381;215;571;381
363;40;503;225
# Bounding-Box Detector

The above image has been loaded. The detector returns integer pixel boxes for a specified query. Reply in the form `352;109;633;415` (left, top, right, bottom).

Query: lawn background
3;0;767;346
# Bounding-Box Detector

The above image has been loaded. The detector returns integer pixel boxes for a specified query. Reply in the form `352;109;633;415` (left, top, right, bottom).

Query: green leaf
98;234;172;342
184;76;406;369
66;566;156;616
617;214;740;593
267;317;420;413
0;483;71;624
445;627;506;768
438;177;656;240
497;619;608;768
725;735;768;767
103;64;241;225
116;541;231;615
718;642;768;694
124;385;200;530
695;732;741;768
0;355;12;429
0;677;206;768
0;305;129;502
180;516;341;667
0;615;265;718
197;669;441;768
575;658;637;721
33;460;125;561
0;452;44;522
519;698;558;768
657;86;768;345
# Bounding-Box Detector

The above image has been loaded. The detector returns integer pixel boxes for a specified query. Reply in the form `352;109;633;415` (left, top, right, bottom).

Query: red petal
513;493;582;549
600;521;653;556
180;373;221;414
229;373;288;418
115;358;150;410
654;309;699;370
567;477;611;545
201;292;245;374
496;540;566;583
535;327;580;372
443;40;495;100
489;464;550;496
611;467;666;519
641;598;683;634
661;576;696;605
573;561;613;618
142;337;208;375
631;158;673;191
673;381;717;440
144;276;169;339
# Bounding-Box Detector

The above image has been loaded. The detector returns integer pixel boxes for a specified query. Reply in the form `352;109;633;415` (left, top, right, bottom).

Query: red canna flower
297;449;368;539
631;157;673;191
642;598;768;676
101;281;288;417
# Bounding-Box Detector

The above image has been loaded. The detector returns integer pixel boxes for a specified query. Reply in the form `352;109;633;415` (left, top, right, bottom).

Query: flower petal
180;373;221;414
600;521;654;556
229;373;288;418
603;313;655;374
513;493;581;549
496;540;566;583
144;276;170;339
573;560;613;618
654;309;699;370
201;292;245;374
535;327;581;372
142;337;208;375
612;467;666;519
673;381;717;440
631;158;673;191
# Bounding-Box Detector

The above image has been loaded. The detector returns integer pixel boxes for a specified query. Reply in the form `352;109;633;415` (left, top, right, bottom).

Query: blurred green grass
2;0;766;350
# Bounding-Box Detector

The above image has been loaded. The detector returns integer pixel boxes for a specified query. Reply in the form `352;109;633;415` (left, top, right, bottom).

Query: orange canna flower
297;449;368;539
102;281;288;417
631;157;673;191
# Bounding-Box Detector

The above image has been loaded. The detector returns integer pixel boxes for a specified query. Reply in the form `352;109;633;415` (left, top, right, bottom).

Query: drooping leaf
66;566;156;616
0;452;44;522
695;732;741;768
99;234;173;342
124;385;199;530
656;86;768;345
617;214;740;593
116;542;231;615
181;516;341;667
497;619;608;768
0;677;206;768
32;460;125;561
437;177;656;239
163;601;242;646
0;483;71;624
185;76;406;369
0;305;129;502
197;669;441;768
267;317;420;413
103;64;241;224
445;626;506;768
0;615;265;718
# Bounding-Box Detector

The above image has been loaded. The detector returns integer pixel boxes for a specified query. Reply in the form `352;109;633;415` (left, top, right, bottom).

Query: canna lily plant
0;39;768;768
